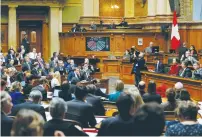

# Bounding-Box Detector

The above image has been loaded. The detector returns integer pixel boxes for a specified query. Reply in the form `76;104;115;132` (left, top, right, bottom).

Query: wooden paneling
179;29;202;51
1;24;8;53
42;23;49;62
59;32;167;57
62;24;73;32
103;59;121;76
134;0;148;17
99;0;124;17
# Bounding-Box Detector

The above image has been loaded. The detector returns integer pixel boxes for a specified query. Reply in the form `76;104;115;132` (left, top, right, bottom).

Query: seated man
86;84;105;116
11;90;46;121
71;24;80;32
43;97;87;136
66;86;96;128
54;60;66;75
67;67;81;82
149;57;164;73
178;61;192;78
89;21;97;30
144;42;153;54
192;62;202;80
98;92;135;136
118;17;128;27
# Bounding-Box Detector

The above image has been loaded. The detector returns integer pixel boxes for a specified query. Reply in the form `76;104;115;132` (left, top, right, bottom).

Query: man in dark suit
98;92;135;136
31;62;41;77
1;91;13;136
21;34;30;54
118;17;128;27
178;61;192;78
31;78;47;101
131;52;146;86
11;90;47;121
66;86;96;128
86;84;105;116
71;24;80;32
178;42;188;60
22;56;32;72
153;57;164;73
43;97;87;136
54;60;66;75
67;67;81;82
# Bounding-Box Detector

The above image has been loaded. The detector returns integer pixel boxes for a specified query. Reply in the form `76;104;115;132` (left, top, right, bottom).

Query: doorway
19;21;42;53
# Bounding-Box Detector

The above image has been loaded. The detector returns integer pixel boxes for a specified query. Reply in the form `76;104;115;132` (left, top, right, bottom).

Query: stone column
166;0;172;15
82;0;99;16
58;7;63;32
8;5;18;50
125;0;135;17
147;0;157;16
156;0;167;15
49;6;60;55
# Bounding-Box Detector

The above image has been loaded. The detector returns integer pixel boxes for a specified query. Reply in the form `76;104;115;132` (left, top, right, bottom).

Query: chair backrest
63;118;82;127
164;111;176;121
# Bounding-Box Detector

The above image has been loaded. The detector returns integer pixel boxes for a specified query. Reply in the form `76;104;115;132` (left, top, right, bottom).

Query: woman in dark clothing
142;80;162;104
59;82;72;101
161;88;177;111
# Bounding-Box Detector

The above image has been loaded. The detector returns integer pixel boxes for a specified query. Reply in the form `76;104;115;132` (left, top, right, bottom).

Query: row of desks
101;59;202;101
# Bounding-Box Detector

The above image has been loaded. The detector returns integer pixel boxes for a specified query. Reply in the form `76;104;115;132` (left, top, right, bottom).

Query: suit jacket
21;38;30;53
98;115;135;136
23;83;33;97
31;68;40;76
86;94;105;116
22;61;32;72
1;112;13;136
142;93;162;104
192;68;202;80
11;101;47;121
178;68;192;78
179;46;188;59
54;66;66;75
6;54;15;63
65;99;96;128
131;57;146;75
68;71;81;82
43;118;87;136
71;27;80;32
155;61;164;73
31;85;47;100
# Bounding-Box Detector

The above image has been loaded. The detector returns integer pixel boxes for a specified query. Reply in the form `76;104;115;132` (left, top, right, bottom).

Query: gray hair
49;97;67;119
175;101;198;121
29;90;43;102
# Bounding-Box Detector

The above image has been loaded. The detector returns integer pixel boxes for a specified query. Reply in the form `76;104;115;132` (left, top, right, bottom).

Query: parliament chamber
1;0;202;136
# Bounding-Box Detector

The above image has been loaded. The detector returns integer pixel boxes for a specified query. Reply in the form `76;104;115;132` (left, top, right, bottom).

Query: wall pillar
8;5;18;50
58;7;63;32
49;6;60;55
156;0;167;15
166;0;172;15
82;0;99;16
147;0;157;16
124;0;135;17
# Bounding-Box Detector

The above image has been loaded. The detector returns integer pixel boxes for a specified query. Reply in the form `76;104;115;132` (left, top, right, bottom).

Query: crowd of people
0;37;202;136
124;42;202;86
1;78;202;136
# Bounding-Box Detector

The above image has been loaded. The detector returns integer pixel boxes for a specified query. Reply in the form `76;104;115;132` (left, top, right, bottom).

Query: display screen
86;37;110;51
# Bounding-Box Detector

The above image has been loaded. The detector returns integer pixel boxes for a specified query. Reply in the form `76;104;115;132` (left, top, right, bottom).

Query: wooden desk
103;59;121;77
141;71;202;101
79;79;109;94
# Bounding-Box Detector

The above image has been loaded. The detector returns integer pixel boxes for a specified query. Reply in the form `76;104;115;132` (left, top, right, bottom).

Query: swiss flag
171;11;180;50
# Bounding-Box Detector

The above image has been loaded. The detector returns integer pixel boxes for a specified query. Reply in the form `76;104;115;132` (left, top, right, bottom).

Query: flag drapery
171;11;180;50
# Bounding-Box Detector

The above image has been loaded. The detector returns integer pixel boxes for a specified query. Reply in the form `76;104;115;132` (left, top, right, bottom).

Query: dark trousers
135;73;141;86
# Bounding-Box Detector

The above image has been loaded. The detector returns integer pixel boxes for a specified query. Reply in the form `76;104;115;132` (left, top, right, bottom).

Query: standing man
145;42;153;54
178;42;188;60
21;34;30;54
131;52;146;86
